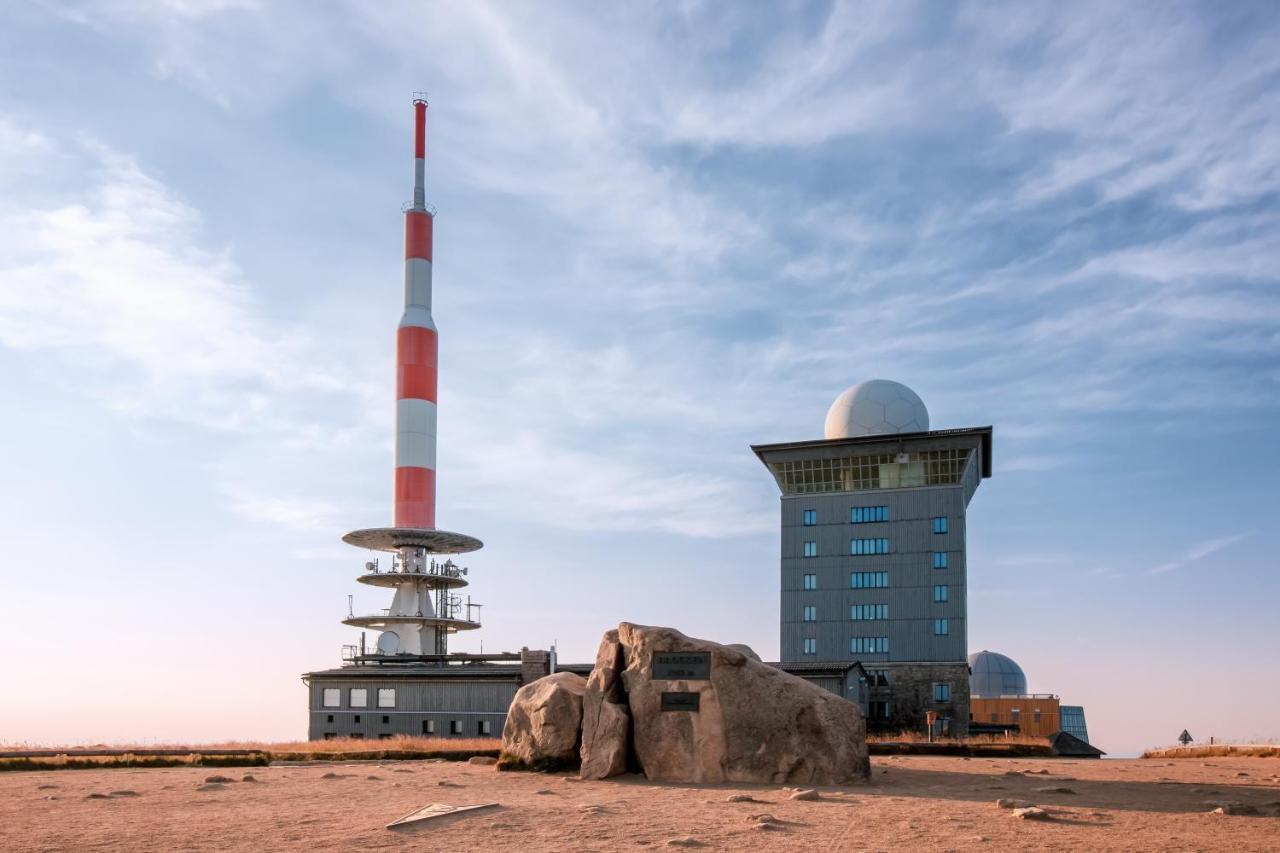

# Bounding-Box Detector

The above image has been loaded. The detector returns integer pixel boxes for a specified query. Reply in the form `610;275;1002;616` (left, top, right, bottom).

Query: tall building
753;380;992;737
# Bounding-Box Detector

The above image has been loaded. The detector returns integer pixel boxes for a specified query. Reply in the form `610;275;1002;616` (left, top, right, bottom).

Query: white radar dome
824;379;929;438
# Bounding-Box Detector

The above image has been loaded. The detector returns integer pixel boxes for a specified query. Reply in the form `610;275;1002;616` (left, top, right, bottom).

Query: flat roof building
754;380;992;738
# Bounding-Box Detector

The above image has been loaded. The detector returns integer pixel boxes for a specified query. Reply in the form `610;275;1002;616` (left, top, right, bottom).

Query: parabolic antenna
376;631;401;654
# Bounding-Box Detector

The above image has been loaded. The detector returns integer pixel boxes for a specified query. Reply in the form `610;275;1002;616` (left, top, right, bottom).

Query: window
349;733;364;740
933;683;951;702
803;509;817;526
381;715;390;724
802;638;817;655
377;688;396;708
869;700;891;719
1033;710;1042;724
850;603;888;620
803;573;817;590
803;541;817;557
851;571;889;588
990;713;998;723
769;449;972;495
349;688;368;708
326;714;334;723
803;605;817;622
422;719;435;734
478;720;492;735
933;516;948;534
353;714;361;723
933;584;948;602
1011;708;1021;723
851;506;888;524
378;734;393;740
851;538;889;555
934;618;949;635
450;720;463;734
322;732;336;740
322;688;340;708
850;636;889;654
867;668;891;687
933;552;948;569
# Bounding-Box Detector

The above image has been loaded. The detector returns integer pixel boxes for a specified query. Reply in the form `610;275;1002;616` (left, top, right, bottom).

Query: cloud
0;126;370;437
1146;532;1252;575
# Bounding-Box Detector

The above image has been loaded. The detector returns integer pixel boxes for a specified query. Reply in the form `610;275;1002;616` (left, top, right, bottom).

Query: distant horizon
1;2;1278;758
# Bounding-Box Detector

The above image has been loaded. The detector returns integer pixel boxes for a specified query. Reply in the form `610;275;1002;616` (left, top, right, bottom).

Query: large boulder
579;629;632;779
617;622;869;785
498;671;587;771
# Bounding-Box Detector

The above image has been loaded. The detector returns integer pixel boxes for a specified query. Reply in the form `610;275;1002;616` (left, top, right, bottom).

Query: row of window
321;687;395;709
850;603;889;620
804;572;950;600
851;506;889;523
805;604;892;621
799;510;950;531
850;636;890;654
320;718;493;736
933;682;951;701
802;637;891;655
800;541;951;565
850;538;890;555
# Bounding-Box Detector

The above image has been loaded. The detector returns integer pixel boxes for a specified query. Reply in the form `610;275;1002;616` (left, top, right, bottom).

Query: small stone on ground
1012;806;1052;821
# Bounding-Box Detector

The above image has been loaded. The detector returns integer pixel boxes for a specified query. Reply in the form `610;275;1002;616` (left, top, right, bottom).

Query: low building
967;650;1093;744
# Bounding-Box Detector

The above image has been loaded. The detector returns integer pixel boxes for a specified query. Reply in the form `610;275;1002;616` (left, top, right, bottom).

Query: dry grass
1142;743;1280;759
868;730;1048;746
0;735;501;772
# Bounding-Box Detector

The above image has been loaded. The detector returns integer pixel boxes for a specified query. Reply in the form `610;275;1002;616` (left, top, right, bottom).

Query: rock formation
580;623;869;785
498;670;586;771
579;629;632;779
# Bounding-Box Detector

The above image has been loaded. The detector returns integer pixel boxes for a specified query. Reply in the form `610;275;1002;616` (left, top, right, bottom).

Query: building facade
754;380;992;738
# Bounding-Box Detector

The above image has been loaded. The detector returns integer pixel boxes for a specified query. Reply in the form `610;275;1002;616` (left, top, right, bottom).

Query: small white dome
824;380;929;438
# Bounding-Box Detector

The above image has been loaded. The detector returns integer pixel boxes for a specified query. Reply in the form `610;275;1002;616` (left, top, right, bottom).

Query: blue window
851;506;888;524
933;683;951;702
850;603;888;620
933;516;948;534
850;636;889;654
803;541;817;558
803;638;816;655
803;605;817;622
850;571;889;589
934;618;949;636
933;552;948;569
851;538;889;556
803;573;817;590
803;509;817;526
933;584;948;602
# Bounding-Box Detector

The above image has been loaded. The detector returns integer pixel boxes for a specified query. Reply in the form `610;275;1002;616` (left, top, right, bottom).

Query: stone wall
866;661;970;738
519;648;552;685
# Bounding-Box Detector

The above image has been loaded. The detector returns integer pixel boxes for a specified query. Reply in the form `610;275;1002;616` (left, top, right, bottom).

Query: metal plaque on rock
652;651;711;680
660;691;700;712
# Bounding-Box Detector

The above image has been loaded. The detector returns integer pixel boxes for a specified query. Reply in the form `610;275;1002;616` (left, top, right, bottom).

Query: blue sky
1;1;1277;756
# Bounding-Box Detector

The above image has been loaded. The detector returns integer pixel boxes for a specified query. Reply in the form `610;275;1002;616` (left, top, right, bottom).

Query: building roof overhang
751;425;993;480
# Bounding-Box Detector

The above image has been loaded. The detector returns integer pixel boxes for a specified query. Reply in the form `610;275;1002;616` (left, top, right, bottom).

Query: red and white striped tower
342;95;484;660
395;96;438;529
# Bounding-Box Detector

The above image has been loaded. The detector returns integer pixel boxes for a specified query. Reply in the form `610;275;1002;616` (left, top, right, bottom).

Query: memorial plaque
660;691;701;712
652;651;711;680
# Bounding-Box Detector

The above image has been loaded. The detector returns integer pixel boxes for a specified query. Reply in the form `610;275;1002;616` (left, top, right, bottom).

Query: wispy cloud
1146;532;1253;576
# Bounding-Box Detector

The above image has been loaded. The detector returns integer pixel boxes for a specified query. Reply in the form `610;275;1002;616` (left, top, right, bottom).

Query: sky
1;1;1277;757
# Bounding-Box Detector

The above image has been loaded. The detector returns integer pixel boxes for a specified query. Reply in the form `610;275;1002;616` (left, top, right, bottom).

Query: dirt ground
3;755;1278;851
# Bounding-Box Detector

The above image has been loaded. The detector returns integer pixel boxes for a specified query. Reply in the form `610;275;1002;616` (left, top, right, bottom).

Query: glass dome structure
967;650;1027;697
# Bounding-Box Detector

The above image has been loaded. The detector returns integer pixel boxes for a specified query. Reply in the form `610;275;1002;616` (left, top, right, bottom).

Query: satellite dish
376;631;400;654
